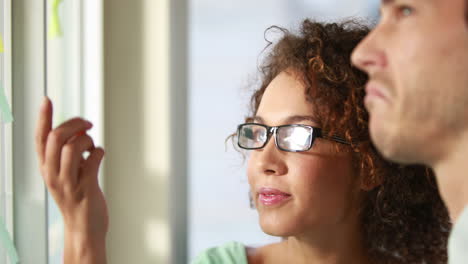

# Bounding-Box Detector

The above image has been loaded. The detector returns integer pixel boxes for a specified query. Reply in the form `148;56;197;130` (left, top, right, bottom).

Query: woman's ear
360;172;383;191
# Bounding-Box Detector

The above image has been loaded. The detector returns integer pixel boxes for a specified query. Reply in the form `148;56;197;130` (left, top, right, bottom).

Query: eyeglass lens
276;125;312;151
238;124;268;149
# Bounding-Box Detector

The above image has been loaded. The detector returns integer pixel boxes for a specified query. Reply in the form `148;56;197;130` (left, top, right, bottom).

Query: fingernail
42;97;49;108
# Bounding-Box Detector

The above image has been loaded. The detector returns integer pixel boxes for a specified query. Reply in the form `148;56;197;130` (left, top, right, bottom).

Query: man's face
351;0;468;165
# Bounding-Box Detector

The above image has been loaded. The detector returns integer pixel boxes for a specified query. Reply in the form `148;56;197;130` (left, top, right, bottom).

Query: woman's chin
258;215;299;237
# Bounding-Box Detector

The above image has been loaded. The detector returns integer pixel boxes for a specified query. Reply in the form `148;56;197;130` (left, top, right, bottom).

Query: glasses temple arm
321;134;352;145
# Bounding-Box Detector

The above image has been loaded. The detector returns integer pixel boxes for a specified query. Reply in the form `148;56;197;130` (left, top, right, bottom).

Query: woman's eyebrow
251;116;265;123
284;115;319;124
251;115;319;124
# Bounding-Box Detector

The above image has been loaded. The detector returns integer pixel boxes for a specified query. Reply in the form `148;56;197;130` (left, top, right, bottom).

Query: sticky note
0;35;4;53
0;84;13;123
0;218;19;264
49;0;64;38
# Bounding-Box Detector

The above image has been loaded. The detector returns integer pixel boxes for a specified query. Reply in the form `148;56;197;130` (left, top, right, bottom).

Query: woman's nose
251;136;288;176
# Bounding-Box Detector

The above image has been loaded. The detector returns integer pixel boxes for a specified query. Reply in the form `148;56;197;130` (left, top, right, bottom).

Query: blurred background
1;0;378;263
189;0;378;260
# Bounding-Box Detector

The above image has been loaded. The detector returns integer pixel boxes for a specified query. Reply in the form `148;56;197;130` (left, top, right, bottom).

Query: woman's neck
282;236;369;264
248;222;371;264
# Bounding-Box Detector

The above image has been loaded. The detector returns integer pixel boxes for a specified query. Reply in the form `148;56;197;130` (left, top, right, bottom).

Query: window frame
1;0;15;263
12;0;49;263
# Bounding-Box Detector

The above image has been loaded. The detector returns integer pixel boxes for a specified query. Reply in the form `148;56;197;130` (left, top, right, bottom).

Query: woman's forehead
257;71;316;123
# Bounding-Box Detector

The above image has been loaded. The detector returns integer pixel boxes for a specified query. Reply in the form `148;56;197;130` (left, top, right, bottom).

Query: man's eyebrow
381;0;422;7
252;115;320;125
381;0;395;6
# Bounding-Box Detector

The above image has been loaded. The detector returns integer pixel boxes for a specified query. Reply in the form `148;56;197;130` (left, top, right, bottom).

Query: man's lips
366;83;388;100
257;187;292;206
365;82;391;108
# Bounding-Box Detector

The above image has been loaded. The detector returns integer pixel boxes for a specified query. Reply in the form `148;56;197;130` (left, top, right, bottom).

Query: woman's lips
258;187;292;206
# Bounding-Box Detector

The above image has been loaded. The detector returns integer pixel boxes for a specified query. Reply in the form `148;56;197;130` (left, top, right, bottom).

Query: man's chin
369;117;401;161
370;123;420;164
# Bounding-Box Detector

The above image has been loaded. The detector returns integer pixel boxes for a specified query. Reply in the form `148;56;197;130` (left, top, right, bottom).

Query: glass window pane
46;0;82;262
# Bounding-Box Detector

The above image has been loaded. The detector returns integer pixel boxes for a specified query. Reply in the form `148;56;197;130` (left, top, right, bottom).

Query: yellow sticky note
0;35;4;53
49;0;64;38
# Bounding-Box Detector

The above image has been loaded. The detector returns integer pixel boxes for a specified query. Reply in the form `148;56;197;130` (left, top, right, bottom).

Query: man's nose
351;27;387;75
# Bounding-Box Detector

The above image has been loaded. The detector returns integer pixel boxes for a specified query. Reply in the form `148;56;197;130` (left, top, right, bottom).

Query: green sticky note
0;84;14;123
49;0;64;38
0;35;4;53
0;218;19;264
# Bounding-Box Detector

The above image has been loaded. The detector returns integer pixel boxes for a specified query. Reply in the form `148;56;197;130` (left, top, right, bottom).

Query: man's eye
398;5;414;17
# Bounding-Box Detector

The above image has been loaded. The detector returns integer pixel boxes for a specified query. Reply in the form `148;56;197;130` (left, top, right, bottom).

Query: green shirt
192;241;248;264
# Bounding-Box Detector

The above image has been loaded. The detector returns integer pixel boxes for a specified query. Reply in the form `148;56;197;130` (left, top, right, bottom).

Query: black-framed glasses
237;123;350;152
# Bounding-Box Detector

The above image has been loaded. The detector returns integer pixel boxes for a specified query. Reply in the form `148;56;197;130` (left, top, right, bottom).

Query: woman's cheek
291;155;355;207
246;158;257;191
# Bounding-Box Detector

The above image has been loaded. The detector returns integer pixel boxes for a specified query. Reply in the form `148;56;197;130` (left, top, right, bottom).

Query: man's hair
247;19;451;264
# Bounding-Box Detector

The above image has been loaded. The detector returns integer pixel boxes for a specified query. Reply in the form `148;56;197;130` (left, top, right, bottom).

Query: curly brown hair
246;20;451;264
466;0;468;22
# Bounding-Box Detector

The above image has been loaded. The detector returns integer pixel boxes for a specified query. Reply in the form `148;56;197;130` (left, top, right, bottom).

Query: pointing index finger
35;97;53;165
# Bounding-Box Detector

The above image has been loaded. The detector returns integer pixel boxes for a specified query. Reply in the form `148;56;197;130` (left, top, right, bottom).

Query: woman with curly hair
193;20;450;264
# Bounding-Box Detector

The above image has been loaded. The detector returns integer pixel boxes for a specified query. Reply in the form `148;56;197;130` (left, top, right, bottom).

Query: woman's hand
35;97;108;264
